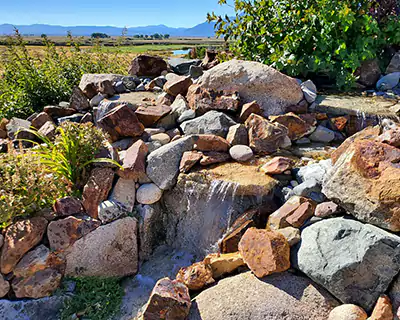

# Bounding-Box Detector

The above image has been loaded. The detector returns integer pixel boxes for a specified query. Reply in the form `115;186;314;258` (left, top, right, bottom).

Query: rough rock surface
193;60;304;116
295;217;400;311
117;139;148;181
53;196;84;217
204;252;245;279
79;73;123;90
176;261;214;291
65;217;138;277
136;183;163;205
0;274;9;298
270;112;315;140
128;54;168;77
328;304;367;320
369;295;393;320
189;271;339;320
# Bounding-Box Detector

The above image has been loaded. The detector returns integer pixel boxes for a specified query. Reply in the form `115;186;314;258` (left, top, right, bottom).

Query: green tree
91;32;110;39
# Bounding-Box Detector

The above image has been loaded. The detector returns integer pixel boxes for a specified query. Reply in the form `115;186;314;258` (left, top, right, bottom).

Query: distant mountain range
0;22;217;37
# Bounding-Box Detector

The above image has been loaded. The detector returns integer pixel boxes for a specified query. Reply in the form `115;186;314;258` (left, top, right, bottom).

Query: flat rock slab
315;95;400;117
188;271;339;320
107;92;157;108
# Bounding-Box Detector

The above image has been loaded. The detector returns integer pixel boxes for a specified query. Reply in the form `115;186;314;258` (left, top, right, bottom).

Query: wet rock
47;216;100;251
193;134;230;152
69;86;90;111
11;245;64;298
323;137;400;231
239;100;262;123
276;226;301;246
114;81;126;94
261;156;293;175
301;80;317;103
128;54;168;77
267;196;315;229
315;201;341;218
136;183;163;205
82;167;115;219
200;151;230;166
53;196;84;217
226;124;248;146
189;271;339;320
31;112;53;130
0;274;9;298
238;228;290;278
97;104;144;142
358;59;382;87
65;217;138;277
204;252;245;279
229;145;253;162
1;217;48;274
117;139;148;181
369;295;393;320
328;304;367;320
110;177;136;212
164;76;193;96
387;52;400;74
181;110;236;138
295;217;400;311
141;277;191;320
176;261;214;291
270;112;315;140
80;112;93;123
245;114;290;154
309;125;335;143
193;60;304;116
38;121;57;139
98;200;127;223
135;105;171;127
180;151;202;173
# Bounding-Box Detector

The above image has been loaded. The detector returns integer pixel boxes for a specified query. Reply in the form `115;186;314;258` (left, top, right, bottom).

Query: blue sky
1;0;235;28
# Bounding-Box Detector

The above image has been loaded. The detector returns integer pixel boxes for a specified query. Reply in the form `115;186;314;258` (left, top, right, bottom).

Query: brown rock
141;277;191;320
193;134;230;152
226;124;249;146
200;151;230;166
261;157;294;175
43;105;76;118
270;112;315;140
12;245;64;298
180;151;202;173
97;104;144;142
31;112;53;130
357;59;381;87
47;216;101;251
330;116;349;132
1;217;48;274
245;114;290;154
315;201;341;218
156;93;175;106
69;86;90;111
377;128;400;147
38;121;57;139
204;252;245;279
117;139;148;180
53;196;84;217
0;274;9;298
267;196;315;230
369;295;393;320
285;99;309;114
128;54;168;77
135;104;172;127
98;79;115;97
82;167;115;219
82;82;98;99
164;76;193;97
299;113;317;127
316;113;329;120
328;304;367;320
238;228;290;278
176;261;214;291
239;101;262;122
200;49;218;70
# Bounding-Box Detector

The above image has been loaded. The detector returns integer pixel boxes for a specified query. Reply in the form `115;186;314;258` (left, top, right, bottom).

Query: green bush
208;0;400;88
60;277;123;320
0;30;130;120
0;145;69;229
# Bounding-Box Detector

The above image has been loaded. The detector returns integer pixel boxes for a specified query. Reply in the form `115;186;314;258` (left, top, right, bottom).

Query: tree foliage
208;0;400;88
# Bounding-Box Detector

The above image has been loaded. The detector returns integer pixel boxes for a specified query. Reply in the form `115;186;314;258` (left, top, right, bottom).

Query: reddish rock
226;124;249;146
285;99;308;114
135;105;172;127
245;114;290;154
315;201;341;218
47;216;101;251
299;113;317;127
69;86;90;111
238;228;290;278
204;252;245;279
1;217;48;274
180;151;203;173
316;113;328;120
97;104;144;142
176;261;214;291
53;196;84;217
267;196;316;229
330;116;349;131
369;295;393;320
377;128;400;147
117;139;148;180
38;121;57;139
0;275;9;298
156;93;175;106
164;76;193;97
200;49;219;70
12;245;65;299
193;134;230;152
142;278;191;320
98;79;115;97
31;112;53;130
82;82;98;99
128;54;168;77
82;167;115;219
269;112;315;140
186;85;240;115
44;105;76;118
261;157;294;175
200;151;230;166
239;101;262;123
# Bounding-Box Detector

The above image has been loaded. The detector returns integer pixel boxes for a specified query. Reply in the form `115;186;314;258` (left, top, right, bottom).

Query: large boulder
128;55;168;77
188;271;339;320
64;217;138;277
294;217;400;311
323;131;400;231
79;74;124;91
191;60;304;116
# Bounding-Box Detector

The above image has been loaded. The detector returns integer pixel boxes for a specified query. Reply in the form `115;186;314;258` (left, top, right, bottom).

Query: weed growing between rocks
60;277;123;320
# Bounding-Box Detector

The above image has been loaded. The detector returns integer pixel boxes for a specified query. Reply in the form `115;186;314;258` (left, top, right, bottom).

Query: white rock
98;200;126;224
136;183;163;205
229;145;253;162
301;80;317;103
149;133;171;145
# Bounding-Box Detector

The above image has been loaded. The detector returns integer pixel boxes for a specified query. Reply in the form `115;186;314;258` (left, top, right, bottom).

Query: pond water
172;49;190;56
